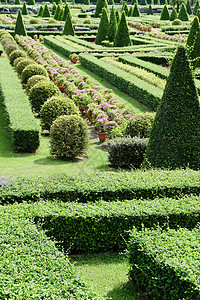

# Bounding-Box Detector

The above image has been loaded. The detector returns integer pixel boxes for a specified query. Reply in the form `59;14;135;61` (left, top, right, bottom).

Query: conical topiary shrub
59;7;64;21
131;0;138;4
95;7;109;44
84;0;90;4
37;5;44;17
160;4;170;20
123;2;129;15
114;11;132;47
42;4;51;17
115;9;120;23
141;0;147;5
143;46;200;170
62;3;70;21
132;3;140;16
22;2;28;15
147;4;153;15
27;0;35;5
95;0;109;17
170;7;177;21
186;0;192;14
189;28;200;68
178;3;189;21
108;5;117;42
193;0;199;15
63;12;74;36
108;0;114;5
54;4;61;20
52;3;57;15
186;16;199;48
14;10;27;36
128;6;133;16
15;0;20;4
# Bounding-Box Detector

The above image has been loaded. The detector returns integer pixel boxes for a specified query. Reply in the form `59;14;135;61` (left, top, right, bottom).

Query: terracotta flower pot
98;132;108;142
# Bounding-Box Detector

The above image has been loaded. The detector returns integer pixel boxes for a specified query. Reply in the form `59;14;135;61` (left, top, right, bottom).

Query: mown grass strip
0;57;40;152
128;226;200;299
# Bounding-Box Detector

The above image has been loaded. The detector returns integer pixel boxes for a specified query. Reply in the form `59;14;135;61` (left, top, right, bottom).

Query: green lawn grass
70;253;147;300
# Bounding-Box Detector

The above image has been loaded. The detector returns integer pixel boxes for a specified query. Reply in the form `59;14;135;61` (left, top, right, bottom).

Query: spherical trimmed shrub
29;81;60;113
47;18;58;23
9;49;26;65
13;56;26;69
107;137;148;168
1;37;13;47
26;74;49;94
21;64;48;84
50;115;89;159
4;42;18;56
29;18;40;24
172;18;183;25
40;95;80;130
15;59;36;75
125;112;155;138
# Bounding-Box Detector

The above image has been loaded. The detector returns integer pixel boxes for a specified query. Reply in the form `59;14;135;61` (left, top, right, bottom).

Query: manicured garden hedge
0;207;100;299
80;54;162;110
30;195;200;253
0;57;40;152
0;169;200;204
128;226;200;299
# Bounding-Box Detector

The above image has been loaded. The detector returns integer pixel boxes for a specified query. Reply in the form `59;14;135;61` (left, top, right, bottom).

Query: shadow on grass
106;280;149;300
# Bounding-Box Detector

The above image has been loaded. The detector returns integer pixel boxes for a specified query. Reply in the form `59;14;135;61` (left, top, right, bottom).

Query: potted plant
69;53;79;63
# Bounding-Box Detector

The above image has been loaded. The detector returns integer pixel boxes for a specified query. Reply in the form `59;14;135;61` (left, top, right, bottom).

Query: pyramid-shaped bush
114;11;132;47
54;4;61;20
15;10;27;36
22;2;28;15
160;4;170;20
186;0;192;14
170;7;177;21
193;0;199;15
131;0;138;4
108;6;117;42
178;3;189;21
52;3;57;15
189;27;200;67
147;4;153;15
95;7;109;44
186;16;199;48
62;3;70;21
132;3;140;17
122;2;129;15
143;46;200;170
63;12;74;36
95;0;109;17
37;5;44;17
28;0;35;5
43;4;51;17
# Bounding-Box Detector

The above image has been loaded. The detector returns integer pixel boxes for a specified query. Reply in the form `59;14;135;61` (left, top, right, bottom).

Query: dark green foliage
107;137;148;168
170;7;177;21
54;4;61;20
165;0;168;4
29;18;40;24
128;6;133;16
128;227;200;300
4;42;18;56
108;0;114;4
141;0;147;5
122;2;129;15
143;46;200;170
50;115;89;159
21;2;28;15
114;11;132;47
197;8;200;20
95;8;109;45
147;4;153;14
13;56;26;69
188;18;199;47
9;49;26;65
52;3;57;15
186;0;192;14
40;95;80;130
178;3;189;21
37;5;44;17
131;0;138;4
0;54;39;153
193;0;199;15
26;75;49;94
125;112;155;138
115;9;120;23
27;0;35;5
29;81;60;113
42;4;51;17
63;13;75;36
62;3;70;21
189;28;200;67
132;3;140;17
15;59;35;75
172;18;182;25
14;10;27;36
59;7;64;21
15;0;20;4
21;64;48;85
84;0;90;4
108;6;117;42
160;4;170;20
94;0;109;17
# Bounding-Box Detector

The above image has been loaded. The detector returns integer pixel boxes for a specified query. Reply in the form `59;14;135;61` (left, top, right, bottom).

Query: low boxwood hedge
128;226;200;299
0;207;100;299
0;57;39;153
80;54;162;110
0;169;200;204
12;194;200;253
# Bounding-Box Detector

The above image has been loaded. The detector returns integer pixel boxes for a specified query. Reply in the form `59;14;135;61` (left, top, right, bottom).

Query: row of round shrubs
0;32;89;160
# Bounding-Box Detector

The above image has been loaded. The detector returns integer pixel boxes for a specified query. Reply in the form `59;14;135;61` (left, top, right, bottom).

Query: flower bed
149;31;187;43
128;21;152;32
15;35;135;137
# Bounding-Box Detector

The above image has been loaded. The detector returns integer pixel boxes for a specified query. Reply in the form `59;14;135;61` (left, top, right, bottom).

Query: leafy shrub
21;64;48;85
9;49;26;65
172;19;183;25
178;4;189;21
13;56;26;69
47;18;57;24
125;112;155;138
15;59;35;75
110;121;127;138
50;115;89;159
160;4;170;20
29;81;60;113
29;18;40;24
4;42;18;56
107;137;148;168
83;19;92;24
170;7;177;21
40;95;80;130
78;13;87;18
26;74;49;94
